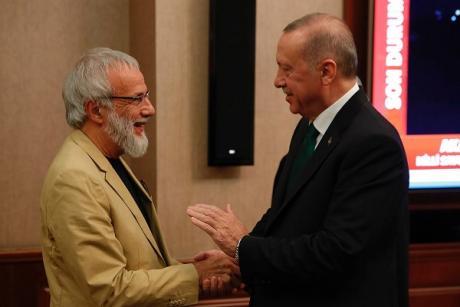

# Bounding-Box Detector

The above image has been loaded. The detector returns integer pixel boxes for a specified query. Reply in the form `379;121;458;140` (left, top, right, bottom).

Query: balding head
283;13;358;78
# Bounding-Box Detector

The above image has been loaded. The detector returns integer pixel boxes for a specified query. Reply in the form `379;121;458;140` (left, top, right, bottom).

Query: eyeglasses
110;90;150;104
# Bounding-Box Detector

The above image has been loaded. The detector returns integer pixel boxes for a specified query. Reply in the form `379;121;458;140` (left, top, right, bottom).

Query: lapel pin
327;137;333;145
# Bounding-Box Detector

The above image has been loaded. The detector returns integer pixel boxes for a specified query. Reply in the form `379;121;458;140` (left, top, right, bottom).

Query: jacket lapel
120;158;173;266
271;118;309;210
264;90;367;234
70;130;166;264
282;129;341;205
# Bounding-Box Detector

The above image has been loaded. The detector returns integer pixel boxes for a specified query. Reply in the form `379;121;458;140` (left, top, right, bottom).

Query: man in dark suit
187;13;409;307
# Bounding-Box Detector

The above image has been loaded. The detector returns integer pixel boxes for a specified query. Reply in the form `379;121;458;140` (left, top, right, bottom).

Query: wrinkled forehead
107;66;146;94
276;30;308;62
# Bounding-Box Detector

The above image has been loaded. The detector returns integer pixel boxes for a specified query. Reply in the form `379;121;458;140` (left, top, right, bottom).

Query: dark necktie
286;123;319;194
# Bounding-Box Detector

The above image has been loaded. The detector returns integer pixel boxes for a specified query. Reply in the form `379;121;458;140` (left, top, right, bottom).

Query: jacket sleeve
239;133;408;285
46;169;199;307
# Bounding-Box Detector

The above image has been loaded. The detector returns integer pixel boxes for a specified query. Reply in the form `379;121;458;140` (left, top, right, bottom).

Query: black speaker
208;0;256;166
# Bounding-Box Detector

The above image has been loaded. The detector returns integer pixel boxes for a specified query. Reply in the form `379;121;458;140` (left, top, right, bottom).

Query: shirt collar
313;82;359;137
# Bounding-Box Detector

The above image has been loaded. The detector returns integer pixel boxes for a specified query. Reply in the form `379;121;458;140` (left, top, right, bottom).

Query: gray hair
283;13;358;78
62;47;140;128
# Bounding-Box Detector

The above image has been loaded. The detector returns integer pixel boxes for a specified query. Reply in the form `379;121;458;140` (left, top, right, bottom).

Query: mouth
134;121;146;127
282;88;292;102
133;119;149;134
282;87;292;96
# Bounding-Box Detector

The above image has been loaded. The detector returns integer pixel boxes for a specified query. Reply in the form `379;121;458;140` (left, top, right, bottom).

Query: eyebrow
134;89;148;95
128;90;149;97
278;63;291;70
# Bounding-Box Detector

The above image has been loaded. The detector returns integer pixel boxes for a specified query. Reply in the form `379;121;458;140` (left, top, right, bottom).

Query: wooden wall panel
343;0;370;91
0;249;47;307
5;244;460;307
154;0;343;259
409;243;460;307
127;0;158;202
0;0;130;249
410;243;460;288
410;287;460;307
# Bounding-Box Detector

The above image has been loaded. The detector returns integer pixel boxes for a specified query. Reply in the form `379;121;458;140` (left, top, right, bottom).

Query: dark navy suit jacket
239;89;409;307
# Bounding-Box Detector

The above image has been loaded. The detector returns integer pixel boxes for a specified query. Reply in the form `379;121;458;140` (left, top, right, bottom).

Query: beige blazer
41;130;198;307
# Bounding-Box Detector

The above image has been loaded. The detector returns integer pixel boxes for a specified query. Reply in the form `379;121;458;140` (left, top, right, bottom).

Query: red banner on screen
372;0;460;188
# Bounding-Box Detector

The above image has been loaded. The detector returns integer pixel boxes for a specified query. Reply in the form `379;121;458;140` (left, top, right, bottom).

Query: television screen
372;0;460;189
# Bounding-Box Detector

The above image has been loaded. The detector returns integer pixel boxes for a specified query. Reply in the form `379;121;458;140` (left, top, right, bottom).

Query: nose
273;68;285;88
141;97;155;117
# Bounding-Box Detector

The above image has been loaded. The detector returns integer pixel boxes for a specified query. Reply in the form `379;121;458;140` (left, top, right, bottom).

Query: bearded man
40;48;239;307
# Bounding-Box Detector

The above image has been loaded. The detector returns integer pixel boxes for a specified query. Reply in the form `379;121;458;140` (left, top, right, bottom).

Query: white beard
104;110;149;158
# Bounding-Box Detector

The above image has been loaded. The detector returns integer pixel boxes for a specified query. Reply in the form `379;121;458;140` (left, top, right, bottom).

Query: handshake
191;249;242;297
186;203;249;297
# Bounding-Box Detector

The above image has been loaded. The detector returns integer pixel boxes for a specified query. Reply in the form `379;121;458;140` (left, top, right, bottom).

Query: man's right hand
192;249;241;297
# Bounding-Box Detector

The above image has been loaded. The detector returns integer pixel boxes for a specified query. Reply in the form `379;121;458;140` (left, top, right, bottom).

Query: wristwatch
234;236;246;263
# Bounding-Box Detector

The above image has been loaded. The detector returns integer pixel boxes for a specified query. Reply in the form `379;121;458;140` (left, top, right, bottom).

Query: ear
319;59;337;85
84;100;104;125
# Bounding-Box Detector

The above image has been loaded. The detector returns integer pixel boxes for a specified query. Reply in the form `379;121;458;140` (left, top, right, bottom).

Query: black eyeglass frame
109;90;150;104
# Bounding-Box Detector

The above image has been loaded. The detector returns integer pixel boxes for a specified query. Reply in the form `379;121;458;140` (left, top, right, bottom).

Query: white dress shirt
312;82;359;148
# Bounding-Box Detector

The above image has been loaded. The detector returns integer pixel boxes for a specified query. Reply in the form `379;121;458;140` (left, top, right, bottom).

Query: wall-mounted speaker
208;0;256;166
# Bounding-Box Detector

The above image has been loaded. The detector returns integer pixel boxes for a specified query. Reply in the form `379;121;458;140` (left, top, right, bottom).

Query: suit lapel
70;130;166;264
119;158;173;265
271;118;309;209
264;90;367;234
283;129;341;205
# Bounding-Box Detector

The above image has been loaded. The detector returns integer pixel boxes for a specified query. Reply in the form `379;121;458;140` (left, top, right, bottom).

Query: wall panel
0;0;130;248
155;0;343;258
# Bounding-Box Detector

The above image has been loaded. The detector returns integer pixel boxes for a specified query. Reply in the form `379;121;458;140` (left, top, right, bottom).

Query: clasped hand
187;204;249;297
192;249;242;297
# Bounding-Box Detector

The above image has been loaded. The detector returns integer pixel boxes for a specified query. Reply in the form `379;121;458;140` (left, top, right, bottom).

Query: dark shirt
107;158;151;225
